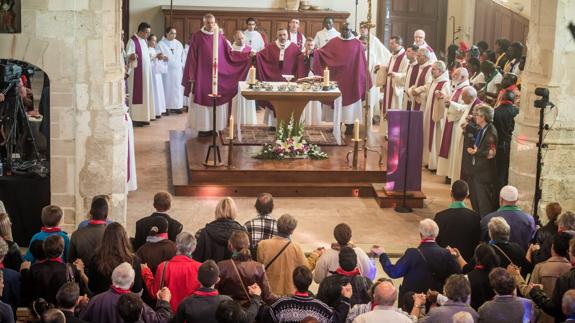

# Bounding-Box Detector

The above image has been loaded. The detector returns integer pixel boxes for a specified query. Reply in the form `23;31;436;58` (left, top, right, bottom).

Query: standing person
434;180;480;262
416;275;478;322
381;36;408;113
287;18;305;51
503;41;524;77
183;14;252;135
413;30;437;62
134;191;183;251
494;38;511;71
350;280;412;323
127;22;155;125
231;30;252;53
193;197;247;263
24;205;70;263
493;90;519;191
312;23;370;136
0;213;23;271
157;27;185;114
56;282;88;323
148;33;168;119
135;216;177;274
478;60;502;105
69;196;109;266
358;21;391;72
465;104;498;217
244;17;266;52
313;17;341;49
407;47;433;112
397;44;419;110
244;193;277;259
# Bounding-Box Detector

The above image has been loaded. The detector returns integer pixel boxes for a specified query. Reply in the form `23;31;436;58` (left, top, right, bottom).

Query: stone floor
127;110;453;255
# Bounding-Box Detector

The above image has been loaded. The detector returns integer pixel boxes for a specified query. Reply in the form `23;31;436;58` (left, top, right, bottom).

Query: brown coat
257;236;320;296
217;259;277;307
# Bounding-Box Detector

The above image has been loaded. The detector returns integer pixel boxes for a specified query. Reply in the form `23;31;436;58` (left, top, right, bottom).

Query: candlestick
212;25;219;95
354;119;360;141
248;66;256;85
229;116;234;140
323;67;330;87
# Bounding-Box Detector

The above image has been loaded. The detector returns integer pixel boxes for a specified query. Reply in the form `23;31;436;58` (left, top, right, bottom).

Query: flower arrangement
254;115;328;160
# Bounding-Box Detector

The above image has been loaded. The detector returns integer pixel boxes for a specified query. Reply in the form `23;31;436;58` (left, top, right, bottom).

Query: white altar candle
212;25;219;95
229;116;234;139
248;66;256;84
354;119;360;141
323;67;330;87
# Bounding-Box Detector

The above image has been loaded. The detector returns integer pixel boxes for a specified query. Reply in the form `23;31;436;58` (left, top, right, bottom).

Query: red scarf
420;238;435;244
89;220;107;225
294;291;309;297
194;289;219;297
474;265;485;270
38;257;64;264
335;267;361;277
156;233;168;239
111;286;131;294
0;262;4;269
41;227;62;233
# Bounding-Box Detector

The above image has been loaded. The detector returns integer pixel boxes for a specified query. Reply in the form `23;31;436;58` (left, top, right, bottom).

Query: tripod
1;79;42;172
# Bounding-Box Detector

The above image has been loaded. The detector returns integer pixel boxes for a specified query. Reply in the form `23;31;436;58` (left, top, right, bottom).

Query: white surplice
416;41;437;62
445;100;473;182
157;37;185;111
126;34;154;122
398;61;419;109
313;28;340;49
125;111;137;192
182;44;190;107
149;47;167;117
422;72;451;170
244;30;266;52
436;80;470;177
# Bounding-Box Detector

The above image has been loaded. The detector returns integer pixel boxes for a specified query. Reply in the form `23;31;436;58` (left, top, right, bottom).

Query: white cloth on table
149;47;167;117
187;95;228;133
157;37;185;111
126;34;154;122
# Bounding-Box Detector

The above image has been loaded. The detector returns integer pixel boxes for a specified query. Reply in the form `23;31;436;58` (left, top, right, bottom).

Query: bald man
437;67;470;179
352;281;412;322
231;30;252;53
413;29;437;62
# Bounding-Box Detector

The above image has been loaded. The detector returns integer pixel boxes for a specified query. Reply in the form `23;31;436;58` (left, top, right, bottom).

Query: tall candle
323;67;330;87
229;116;234;139
212;25;219;95
354;119;360;141
248;66;256;84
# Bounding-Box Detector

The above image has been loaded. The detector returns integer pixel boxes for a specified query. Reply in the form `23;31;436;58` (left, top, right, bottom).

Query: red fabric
335;267;361;277
194;289;219;296
474;265;485;270
111;286;131;294
383;51;407;111
37;257;64;264
0;263;4;269
288;32;305;50
142;255;202;311
459;41;469;53
41;227;62;233
420;238;436;244
89;220;107;225
156;233;168;239
439;85;466;158
294;291;309;297
428;80;447;151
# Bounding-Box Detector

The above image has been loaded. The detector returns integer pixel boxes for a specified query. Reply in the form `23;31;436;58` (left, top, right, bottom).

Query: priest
126;22;155;125
244;17;266;52
436;67;470;179
312;22;370;134
121;31;137;192
255;28;301;125
313;17;340;49
288;18;305;51
413;29;437;62
296;38;322;125
407;47;434;111
398;45;419;110
182;13;252;135
230;30;257;128
380;36;408;114
231;30;253;54
157;27;185;114
359;21;391;70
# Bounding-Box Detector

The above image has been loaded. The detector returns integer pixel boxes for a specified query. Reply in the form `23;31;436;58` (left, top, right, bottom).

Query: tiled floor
127;110;453;254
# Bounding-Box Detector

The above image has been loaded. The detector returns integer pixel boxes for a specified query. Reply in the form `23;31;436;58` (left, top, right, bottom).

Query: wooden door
377;0;448;56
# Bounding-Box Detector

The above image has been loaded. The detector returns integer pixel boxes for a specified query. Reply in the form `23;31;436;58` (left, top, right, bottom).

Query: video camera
2;63;22;84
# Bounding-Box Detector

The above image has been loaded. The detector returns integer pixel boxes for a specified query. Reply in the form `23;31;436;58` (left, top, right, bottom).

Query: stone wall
0;0;127;231
509;0;575;217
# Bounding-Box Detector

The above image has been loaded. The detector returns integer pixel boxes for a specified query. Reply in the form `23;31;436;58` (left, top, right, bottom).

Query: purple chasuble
312;37;371;106
255;42;300;81
439;86;465;158
295;52;313;79
182;30;252;106
130;35;144;104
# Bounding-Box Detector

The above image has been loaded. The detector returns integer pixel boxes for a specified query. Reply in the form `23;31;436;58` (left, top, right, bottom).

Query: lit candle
212;25;219;95
354;119;360;141
323;67;330;87
248;66;256;84
229;116;234;139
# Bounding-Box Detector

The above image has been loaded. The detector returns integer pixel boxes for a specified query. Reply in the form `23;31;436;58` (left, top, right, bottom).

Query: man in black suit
56;282;88;323
466;104;498;217
434;180;480;262
134;191;183;250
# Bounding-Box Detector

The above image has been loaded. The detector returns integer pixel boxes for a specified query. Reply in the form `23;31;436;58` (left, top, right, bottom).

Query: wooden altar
161;6;350;43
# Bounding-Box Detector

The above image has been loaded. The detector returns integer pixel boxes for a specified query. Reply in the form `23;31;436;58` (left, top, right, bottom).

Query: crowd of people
0;186;573;322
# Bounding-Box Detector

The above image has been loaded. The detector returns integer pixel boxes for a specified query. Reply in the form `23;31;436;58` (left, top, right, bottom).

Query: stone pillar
509;0;575;218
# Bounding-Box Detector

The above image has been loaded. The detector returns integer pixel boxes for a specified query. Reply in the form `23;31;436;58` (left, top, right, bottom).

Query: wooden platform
372;183;426;208
169;129;388;197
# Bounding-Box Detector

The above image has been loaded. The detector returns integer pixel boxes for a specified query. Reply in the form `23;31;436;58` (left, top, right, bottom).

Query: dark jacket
464;241;531;277
134;213;183;250
434;204;481;261
193;219;247;263
136;239;177;274
3;240;23;272
493;103;519;145
87;255;143;295
1;268;20;314
468;123;498;183
216;258;277;307
533;222;558;265
62;309;88;323
21;260;86;305
481;207;536;252
379;241;461;306
69;222;107;266
316;273;372;308
531;267;575;323
467;267;495;310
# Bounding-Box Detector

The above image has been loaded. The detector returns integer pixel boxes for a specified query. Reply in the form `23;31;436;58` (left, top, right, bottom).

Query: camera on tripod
534;87;552;109
2;63;23;84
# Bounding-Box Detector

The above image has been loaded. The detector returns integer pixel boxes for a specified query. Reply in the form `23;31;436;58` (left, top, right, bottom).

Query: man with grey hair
352;281;412;322
486;217;530;274
406;47;433;111
465;103;498;216
413;29;437;62
563;289;575;322
81;262;173;322
371;219;460;307
534;211;575;264
141;232;202;311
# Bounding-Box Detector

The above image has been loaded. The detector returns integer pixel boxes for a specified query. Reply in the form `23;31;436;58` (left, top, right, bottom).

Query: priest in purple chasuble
312;23;370;133
255;28;301;126
182;14;252;133
436;67;470;178
126;22;155;124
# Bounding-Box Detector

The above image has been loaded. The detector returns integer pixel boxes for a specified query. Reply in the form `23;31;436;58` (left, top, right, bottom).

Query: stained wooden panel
473;0;529;50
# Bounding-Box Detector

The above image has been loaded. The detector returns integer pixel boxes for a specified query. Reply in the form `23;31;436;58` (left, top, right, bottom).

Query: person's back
482;208;534;249
176;292;232;323
478;295;534;322
134;192;183;250
24;205;70;263
69;196;109;265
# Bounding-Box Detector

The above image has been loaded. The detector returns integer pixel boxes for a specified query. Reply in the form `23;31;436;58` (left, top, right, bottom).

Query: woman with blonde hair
193;197;246;262
0;213;23;271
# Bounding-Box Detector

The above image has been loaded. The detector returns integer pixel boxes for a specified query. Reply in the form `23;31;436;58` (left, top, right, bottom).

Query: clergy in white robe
413;29;437;62
380;37;409;121
359;22;391;70
244;17;266;52
445;86;479;182
437;68;470;177
395;45;419;110
157;27;185;112
359;35;381;129
413;61;450;170
313;17;340;49
148;36;168;118
296;38;322;126
407;47;434;112
120;30;137;192
126;23;155;124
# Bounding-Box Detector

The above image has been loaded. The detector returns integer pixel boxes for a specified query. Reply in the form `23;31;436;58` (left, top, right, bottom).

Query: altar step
371;183;426;209
174;182;377;197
